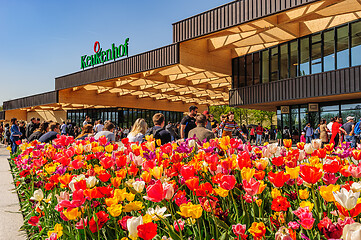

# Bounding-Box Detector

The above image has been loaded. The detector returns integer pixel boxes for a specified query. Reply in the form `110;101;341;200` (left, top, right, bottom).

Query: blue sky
0;0;230;104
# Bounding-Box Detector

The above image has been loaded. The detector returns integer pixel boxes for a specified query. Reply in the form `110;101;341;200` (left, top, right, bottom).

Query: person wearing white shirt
327;117;334;139
95;120;104;133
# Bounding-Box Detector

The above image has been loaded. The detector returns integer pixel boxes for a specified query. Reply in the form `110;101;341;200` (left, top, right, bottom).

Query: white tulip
68;174;86;192
132;181;145;193
333;188;360;210
304;143;314;154
268;143;278;154
351;182;361;192
30;189;44;202
311;139;322;150
342;222;361;240
127;216;143;240
188;139;196;148
146;205;171;221
86;176;98;188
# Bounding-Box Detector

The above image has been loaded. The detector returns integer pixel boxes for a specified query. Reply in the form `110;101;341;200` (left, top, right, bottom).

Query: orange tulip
352;150;361;161
297;142;305;150
283;139;292;148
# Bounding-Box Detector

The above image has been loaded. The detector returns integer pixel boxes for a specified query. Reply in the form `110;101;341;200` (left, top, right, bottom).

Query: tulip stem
311;185;320;224
230;191;239;221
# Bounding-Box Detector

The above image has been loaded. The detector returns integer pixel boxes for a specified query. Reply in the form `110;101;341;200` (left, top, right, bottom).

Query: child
300;131;306;143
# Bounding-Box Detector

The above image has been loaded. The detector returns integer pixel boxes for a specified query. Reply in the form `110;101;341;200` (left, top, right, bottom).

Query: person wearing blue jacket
10;118;22;154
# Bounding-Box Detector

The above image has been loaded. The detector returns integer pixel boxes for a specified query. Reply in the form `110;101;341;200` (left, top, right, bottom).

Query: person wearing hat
340;116;356;148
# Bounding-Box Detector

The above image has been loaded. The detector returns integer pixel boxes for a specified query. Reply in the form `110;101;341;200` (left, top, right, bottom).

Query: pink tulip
232;223;246;236
349;164;361;178
173;219;185;232
322;173;339;185
242;178;260;196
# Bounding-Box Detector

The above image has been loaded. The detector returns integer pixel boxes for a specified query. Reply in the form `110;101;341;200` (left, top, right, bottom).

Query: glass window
280;43;289;80
311;33;322;74
232;58;238;88
290;107;300;142
238;57;246;87
342;103;361;110
270;47;279;82
321;111;339;122
337;25;349;69
324;29;335;72
282;113;290;131
299;37;310;76
246;55;253;86
261;50;269;83
253;52;260;84
351;21;361;67
289;40;298;78
320;105;339;111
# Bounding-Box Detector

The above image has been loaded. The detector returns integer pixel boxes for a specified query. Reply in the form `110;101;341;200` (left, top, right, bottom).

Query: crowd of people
2;105;360;153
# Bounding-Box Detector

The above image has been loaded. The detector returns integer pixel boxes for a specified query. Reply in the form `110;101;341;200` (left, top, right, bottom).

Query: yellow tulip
48;223;63;238
256;199;262;207
123;201;144;212
150;166;163;180
299;189;309;200
300;201;314;211
105;197;119;207
142;214;152;223
114;188;128;201
107;204;122;217
214;187;229;197
63;208;79;221
241;167;255;182
271;188;281;199
177;202;203;219
285;166;300;179
258;181;266;194
320;184;340;202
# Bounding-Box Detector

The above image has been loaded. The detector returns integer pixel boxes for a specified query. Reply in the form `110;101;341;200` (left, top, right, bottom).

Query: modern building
1;0;361;133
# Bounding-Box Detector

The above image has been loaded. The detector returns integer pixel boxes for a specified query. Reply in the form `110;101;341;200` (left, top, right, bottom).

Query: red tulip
220;175;236;190
195;182;213;197
268;171;290;188
238;151;252;170
180;165;196;180
271;156;284;167
89;211;109;233
28;216;39;226
297;142;305;150
316;149;327;159
98;172;111;182
300;165;323;184
144;180;166;202
185;177;199;191
323;160;340;174
137;222;158;240
352;150;361;161
100;156;114;169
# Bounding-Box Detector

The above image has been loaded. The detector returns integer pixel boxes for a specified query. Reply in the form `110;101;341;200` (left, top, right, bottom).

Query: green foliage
209;105;276;127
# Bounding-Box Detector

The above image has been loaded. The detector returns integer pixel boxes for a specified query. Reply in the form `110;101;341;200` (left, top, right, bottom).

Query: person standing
128;118;148;144
255;123;264;146
83;116;90;127
19;121;26;140
327;118;334;141
250;126;255;144
314;124;321;139
10;118;22;153
0;123;3;143
188;114;215;142
319;119;329;147
340;116;356;148
146;113;171;146
94;122;116;143
276;128;282;146
209;114;219;131
39;122;60;143
60;121;67;135
218;115;226;138
214;112;244;139
303;123;314;143
202;110;213;130
180;105;198;139
330;117;341;146
25;117;37;139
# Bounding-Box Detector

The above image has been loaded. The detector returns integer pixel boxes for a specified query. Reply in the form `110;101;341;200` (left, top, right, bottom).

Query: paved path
0;145;27;240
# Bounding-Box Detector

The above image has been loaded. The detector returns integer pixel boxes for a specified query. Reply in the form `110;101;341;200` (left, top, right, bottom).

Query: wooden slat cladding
0;111;4;120
3;91;58;111
229;66;361;107
173;0;319;43
55;44;179;90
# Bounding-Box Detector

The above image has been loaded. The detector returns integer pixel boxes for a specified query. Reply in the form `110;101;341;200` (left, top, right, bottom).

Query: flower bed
9;135;361;240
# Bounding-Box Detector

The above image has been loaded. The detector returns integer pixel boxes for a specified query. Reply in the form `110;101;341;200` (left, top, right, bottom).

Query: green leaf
219;232;229;240
214;217;229;230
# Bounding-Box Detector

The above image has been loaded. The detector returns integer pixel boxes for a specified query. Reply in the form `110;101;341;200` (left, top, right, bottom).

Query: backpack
355;121;361;135
146;127;164;139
